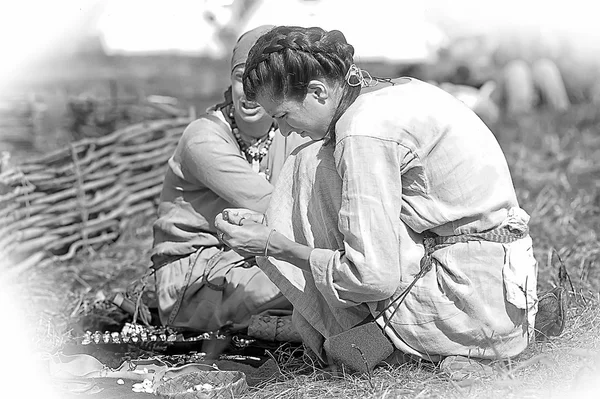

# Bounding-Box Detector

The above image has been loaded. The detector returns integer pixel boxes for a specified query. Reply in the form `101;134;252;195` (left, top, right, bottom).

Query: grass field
5;92;600;397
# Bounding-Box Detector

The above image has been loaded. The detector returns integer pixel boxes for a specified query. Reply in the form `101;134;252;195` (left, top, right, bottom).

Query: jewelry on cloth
227;106;276;177
264;229;276;257
238;216;246;226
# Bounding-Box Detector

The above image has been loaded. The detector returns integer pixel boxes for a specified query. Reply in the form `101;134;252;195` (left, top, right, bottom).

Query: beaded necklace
227;105;276;177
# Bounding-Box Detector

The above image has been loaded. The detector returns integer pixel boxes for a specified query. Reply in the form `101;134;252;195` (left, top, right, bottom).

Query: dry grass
9;103;600;398
229;303;599;399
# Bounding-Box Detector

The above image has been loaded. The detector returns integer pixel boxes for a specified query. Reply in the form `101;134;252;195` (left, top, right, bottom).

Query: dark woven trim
431;225;529;247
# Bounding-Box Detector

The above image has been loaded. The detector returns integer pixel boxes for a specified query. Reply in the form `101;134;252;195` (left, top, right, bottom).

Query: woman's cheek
231;81;243;102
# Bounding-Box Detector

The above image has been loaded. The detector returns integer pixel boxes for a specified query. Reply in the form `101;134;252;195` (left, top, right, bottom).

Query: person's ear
307;80;329;104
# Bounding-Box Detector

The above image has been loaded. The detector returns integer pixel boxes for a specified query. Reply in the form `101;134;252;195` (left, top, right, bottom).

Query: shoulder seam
335;134;416;155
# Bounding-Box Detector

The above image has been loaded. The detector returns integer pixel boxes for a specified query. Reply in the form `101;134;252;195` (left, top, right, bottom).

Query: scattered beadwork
78;323;234;345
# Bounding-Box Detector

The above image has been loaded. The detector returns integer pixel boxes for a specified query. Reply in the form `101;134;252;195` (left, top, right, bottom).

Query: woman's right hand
216;211;313;271
215;212;271;257
222;208;265;226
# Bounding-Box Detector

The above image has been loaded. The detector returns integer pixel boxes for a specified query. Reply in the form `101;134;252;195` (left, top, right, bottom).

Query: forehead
256;93;291;115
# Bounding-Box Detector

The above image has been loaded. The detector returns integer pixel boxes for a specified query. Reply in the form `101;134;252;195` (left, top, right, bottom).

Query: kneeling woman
215;26;538;365
151;26;307;332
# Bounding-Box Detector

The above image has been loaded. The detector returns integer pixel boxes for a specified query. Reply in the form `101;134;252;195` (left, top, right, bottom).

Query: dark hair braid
243;26;361;143
214;86;233;110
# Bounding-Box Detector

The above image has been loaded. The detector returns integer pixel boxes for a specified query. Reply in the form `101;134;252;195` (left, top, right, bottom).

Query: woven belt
421;224;530;272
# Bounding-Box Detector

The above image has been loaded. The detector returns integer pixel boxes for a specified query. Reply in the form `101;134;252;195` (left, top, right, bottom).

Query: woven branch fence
0;116;193;277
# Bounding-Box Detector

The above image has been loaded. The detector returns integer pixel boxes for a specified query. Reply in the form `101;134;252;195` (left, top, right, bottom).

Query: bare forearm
266;230;313;272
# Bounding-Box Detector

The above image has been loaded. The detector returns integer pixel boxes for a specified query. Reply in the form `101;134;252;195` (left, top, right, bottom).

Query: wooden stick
70;143;92;253
113;145;174;165
32;175;117;205
0;184;36;202
0;226;48;242
4;251;47;280
15;192;46;203
53;231;120;262
125;185;162;205
13;234;61;257
0;202;20;218
126;151;172;170
1;204;49;223
123;168;164;185
47;217;119;238
44;219;119;251
127;173;165;193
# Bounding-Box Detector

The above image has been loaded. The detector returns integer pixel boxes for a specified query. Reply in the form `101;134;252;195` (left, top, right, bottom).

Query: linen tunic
151;108;307;331
258;78;538;361
152;109;301;261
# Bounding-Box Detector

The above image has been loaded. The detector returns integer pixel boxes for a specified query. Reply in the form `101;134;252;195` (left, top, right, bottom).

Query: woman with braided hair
150;25;308;333
215;26;538;372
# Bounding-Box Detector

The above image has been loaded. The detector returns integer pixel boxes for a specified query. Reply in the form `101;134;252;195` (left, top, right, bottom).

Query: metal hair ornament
345;64;374;87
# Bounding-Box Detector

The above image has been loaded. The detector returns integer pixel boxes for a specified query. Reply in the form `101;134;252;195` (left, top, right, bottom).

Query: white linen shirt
259;79;537;360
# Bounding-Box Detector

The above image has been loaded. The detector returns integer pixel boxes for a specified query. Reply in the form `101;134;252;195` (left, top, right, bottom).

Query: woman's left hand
215;212;272;257
222;208;265;226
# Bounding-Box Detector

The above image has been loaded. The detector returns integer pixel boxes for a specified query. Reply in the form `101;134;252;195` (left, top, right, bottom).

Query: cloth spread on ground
45;353;271;398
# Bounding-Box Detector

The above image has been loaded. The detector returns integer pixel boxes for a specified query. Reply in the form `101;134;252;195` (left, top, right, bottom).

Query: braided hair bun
243;26;361;143
243;26;355;101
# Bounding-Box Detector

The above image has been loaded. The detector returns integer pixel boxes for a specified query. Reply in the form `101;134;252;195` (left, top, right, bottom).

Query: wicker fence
0;116;192;276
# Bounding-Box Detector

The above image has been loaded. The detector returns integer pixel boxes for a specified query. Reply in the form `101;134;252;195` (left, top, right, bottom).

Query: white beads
227;105;275;174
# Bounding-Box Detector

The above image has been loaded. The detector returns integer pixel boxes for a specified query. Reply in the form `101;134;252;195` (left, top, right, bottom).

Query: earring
345;64;374;88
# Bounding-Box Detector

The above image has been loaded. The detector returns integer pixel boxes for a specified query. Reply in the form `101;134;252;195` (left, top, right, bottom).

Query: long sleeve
309;135;407;308
178;119;274;212
153;117;279;258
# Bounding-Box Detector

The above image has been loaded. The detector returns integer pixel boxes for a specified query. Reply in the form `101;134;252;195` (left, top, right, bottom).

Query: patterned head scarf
231;25;275;72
